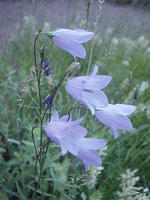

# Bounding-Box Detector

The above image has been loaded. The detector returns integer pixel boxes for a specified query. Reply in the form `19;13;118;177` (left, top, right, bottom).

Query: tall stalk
86;0;105;75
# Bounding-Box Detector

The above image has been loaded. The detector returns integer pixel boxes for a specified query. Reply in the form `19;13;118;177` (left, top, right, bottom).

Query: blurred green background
0;1;150;199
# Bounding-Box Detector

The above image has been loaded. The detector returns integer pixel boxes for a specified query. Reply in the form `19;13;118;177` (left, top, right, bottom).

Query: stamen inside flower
83;89;93;93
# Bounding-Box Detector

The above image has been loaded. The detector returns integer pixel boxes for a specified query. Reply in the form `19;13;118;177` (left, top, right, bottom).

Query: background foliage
0;8;150;200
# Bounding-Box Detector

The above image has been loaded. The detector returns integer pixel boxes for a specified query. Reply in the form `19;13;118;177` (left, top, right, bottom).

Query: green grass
0;17;150;199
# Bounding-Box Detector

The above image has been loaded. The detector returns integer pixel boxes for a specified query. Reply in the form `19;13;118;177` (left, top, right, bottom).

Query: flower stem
33;31;45;199
86;0;104;75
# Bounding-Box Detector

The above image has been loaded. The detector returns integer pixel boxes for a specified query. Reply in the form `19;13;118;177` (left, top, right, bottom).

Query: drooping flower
44;110;87;155
43;95;53;108
75;137;107;171
43;59;52;77
95;104;136;139
66;65;112;115
44;110;107;170
52;29;94;59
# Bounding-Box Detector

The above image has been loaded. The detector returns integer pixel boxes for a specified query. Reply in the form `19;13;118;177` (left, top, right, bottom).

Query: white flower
122;60;130;67
117;169;150;200
112;38;119;46
137;36;149;48
139;81;149;94
146;47;150;53
138;103;146;112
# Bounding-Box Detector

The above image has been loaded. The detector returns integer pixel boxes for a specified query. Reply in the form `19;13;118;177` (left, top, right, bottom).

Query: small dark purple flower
44;68;51;77
133;91;138;100
43;59;49;69
43;59;52;77
43;95;53;108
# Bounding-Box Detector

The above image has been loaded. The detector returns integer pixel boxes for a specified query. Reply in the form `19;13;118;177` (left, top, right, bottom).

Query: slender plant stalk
86;0;105;75
33;30;45;199
85;0;93;29
32;31;76;199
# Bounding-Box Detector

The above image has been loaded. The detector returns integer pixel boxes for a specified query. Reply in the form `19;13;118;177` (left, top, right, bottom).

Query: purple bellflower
74;137;107;171
66;65;112;115
43;95;53;108
43;59;52;77
45;110;87;155
52;29;94;59
95;104;136;139
44;110;107;171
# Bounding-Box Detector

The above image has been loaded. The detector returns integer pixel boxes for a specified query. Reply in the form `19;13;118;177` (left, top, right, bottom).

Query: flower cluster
117;169;150;199
44;29;136;170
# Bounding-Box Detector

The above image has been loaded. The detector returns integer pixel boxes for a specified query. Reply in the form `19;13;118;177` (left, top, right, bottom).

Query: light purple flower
66;65;112;115
45;110;87;155
75;138;107;171
95;104;136;139
44;110;107;171
52;29;94;59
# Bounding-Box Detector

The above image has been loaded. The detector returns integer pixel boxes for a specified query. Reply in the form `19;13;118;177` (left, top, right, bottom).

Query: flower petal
60;115;69;121
66;76;88;102
90;64;98;76
112;127;119;139
53;29;94;43
60;137;79;156
106;104;136;116
67;124;88;138
51;110;59;122
79;138;107;150
77;150;101;171
85;75;112;90
82;90;108;114
52;36;86;58
95;110;133;130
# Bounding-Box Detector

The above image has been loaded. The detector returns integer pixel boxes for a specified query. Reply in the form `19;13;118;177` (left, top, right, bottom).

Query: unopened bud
68;62;80;73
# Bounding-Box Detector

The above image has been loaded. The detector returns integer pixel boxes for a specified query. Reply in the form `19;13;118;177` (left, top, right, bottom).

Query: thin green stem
67;105;89;121
86;0;104;75
85;0;92;29
33;31;45;199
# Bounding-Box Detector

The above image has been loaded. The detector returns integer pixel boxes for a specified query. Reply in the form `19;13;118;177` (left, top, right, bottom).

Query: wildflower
133;91;138;100
117;169;150;200
95;104;136;139
75;137;107;171
51;29;94;59
112;37;119;46
45;110;87;155
43;59;52;77
66;65;112;115
44;110;107;170
43;95;53;108
43;59;49;69
87;166;104;189
122;60;130;67
139;81;149;94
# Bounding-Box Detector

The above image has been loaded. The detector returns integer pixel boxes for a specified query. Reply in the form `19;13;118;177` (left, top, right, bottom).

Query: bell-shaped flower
66;65;112;115
44;110;87;155
52;29;94;59
74;138;107;171
95;104;136;139
44;110;107;171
